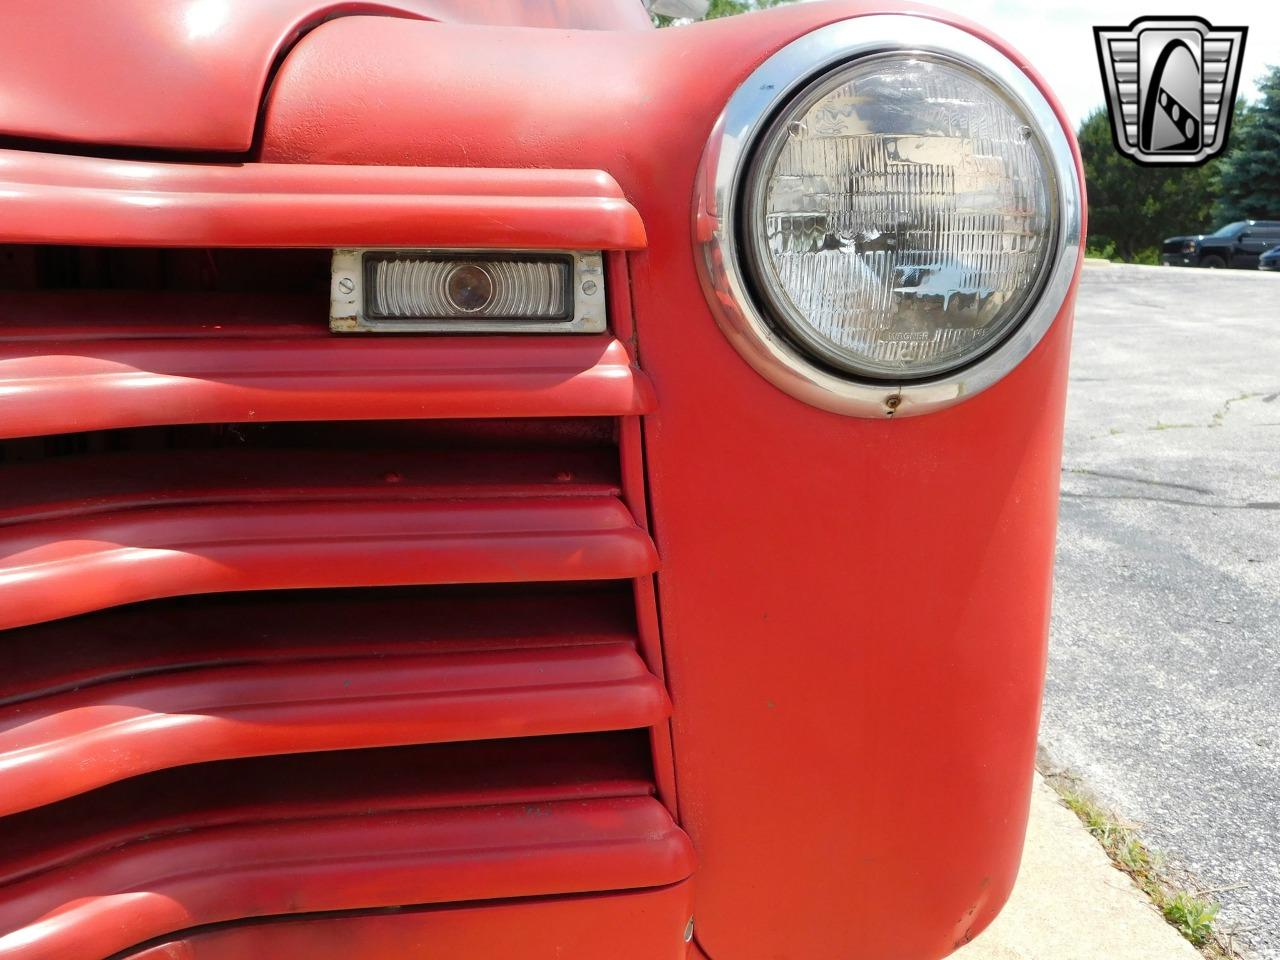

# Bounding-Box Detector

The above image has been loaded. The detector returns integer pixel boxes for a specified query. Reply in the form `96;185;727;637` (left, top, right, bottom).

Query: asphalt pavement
1042;263;1280;958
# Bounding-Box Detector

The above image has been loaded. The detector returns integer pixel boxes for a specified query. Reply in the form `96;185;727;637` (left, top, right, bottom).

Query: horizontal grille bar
0;291;325;342
120;883;695;960
0;446;619;526
0;149;647;250
0;335;653;440
0;793;691;960
1;734;655;887
0;640;668;815
0;584;635;707
0;497;658;630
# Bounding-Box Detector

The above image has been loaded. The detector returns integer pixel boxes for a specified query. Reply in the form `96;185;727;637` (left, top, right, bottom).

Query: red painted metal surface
0;335;653;439
0;585;635;707
0;292;324;342
0;1;648;152
0;2;1084;957
257;5;1084;957
0;447;619;526
610;249;682;818
0;640;667;816
0;150;645;249
0;734;658;884
0;794;693;960
0;496;657;630
120;883;694;960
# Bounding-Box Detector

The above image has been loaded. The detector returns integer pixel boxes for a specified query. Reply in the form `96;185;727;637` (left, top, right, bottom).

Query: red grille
0;241;685;959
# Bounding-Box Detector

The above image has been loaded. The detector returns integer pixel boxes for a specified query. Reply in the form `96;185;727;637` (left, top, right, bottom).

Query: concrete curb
954;774;1201;960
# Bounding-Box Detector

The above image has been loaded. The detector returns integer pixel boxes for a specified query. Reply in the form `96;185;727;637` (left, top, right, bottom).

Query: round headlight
744;54;1056;380
697;15;1081;416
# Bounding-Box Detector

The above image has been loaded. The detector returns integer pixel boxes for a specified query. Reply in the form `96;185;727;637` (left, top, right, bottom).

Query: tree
1214;66;1280;222
650;0;796;27
1078;108;1222;261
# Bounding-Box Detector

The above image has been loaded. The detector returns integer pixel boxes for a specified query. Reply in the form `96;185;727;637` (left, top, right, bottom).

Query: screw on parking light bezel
693;15;1082;418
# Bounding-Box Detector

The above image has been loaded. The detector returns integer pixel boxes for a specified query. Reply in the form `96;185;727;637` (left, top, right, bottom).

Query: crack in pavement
1061;492;1280;510
1065;467;1215;495
1132;391;1278;433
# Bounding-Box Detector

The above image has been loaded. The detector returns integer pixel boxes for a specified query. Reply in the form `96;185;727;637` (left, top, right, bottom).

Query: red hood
0;0;649;154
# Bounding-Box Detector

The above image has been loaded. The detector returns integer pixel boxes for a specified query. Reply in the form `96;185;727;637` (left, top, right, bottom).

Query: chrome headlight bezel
694;14;1082;418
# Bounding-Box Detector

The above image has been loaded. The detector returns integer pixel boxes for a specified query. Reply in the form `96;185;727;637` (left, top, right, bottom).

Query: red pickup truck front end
0;2;1082;958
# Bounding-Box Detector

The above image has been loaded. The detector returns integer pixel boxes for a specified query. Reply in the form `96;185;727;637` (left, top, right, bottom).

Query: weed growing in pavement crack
1165;893;1221;946
1116;836;1151;872
1147;392;1268;432
1041;765;1244;959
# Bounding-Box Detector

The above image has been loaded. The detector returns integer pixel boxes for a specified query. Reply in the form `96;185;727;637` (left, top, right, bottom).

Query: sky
921;0;1279;130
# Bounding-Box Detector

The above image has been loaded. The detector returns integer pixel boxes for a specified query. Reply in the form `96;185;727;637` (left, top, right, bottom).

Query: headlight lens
744;54;1058;380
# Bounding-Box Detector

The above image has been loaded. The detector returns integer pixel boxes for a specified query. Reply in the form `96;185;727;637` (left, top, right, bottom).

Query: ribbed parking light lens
366;255;571;320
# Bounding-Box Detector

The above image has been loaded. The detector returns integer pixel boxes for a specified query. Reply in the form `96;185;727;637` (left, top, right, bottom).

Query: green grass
1116;836;1151;872
1045;774;1237;958
1165;892;1220;946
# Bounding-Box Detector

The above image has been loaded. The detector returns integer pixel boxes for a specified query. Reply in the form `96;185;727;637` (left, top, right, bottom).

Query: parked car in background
1260;246;1280;272
1162;220;1280;268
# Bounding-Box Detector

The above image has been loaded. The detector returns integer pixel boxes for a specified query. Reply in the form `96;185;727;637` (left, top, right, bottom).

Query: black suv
1162;221;1280;268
